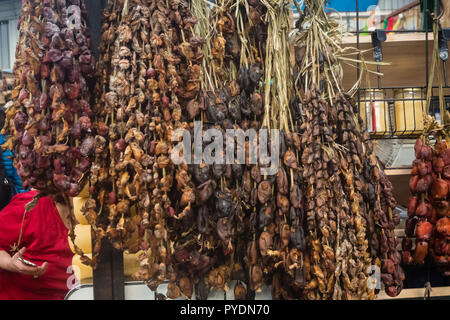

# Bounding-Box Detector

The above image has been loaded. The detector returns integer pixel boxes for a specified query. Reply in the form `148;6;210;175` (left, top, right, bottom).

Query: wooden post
85;0;108;57
85;0;125;300
92;238;125;300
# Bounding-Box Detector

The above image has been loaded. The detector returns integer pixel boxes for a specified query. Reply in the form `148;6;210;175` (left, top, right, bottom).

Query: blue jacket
0;133;26;194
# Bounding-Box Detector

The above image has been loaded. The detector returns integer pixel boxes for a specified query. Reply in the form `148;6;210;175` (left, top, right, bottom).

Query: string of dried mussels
194;0;242;297
236;0;268;296
291;0;403;299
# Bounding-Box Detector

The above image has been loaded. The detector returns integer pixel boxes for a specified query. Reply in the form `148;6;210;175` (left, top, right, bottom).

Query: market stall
0;0;449;301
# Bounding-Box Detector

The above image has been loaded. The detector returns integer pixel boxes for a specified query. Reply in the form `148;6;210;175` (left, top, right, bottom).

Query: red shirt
0;191;74;300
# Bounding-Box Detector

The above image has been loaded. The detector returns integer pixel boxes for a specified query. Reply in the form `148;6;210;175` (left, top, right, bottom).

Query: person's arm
0;135;26;194
10;163;26;193
0;192;47;277
0;247;48;276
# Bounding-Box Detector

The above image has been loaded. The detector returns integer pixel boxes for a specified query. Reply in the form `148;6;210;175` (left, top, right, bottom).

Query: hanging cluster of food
255;0;310;299
2;0;95;197
195;0;271;298
168;0;267;298
83;0;205;289
404;119;450;277
75;0;405;299
1;0;95;255
290;0;404;298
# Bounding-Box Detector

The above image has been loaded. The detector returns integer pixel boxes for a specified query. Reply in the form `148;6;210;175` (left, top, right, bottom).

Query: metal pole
356;0;360;80
356;0;361;116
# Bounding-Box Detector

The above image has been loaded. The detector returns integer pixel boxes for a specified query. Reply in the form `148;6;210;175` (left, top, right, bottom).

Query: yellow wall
69;186;141;282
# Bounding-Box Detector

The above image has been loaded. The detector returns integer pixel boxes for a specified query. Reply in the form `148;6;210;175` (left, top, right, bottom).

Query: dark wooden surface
86;0;108;58
92;237;125;300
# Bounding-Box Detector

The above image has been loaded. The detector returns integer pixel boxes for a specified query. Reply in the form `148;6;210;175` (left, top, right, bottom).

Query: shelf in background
385;168;412;176
376;286;450;300
340;32;450;91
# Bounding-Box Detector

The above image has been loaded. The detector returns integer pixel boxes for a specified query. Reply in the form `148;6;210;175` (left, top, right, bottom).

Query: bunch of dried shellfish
290;0;404;299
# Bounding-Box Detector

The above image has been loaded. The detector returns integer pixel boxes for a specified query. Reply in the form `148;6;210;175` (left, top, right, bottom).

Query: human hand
8;247;48;278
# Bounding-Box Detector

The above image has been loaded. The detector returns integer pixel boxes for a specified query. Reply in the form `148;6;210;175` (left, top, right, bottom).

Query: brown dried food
234;281;246;300
283;150;297;169
257;180;272;204
249;265;263;292
259;231;272;256
167;282;181;299
276;168;289;195
5;0;95;198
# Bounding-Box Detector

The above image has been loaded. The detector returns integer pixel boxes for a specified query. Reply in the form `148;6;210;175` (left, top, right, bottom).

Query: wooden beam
92;238;114;300
111;244;125;300
85;0;125;301
85;0;108;58
92;237;125;300
342;32;434;45
385;168;412;176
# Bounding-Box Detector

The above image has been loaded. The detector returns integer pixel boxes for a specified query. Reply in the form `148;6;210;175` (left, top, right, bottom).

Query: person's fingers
16;263;39;275
12;247;27;260
20;269;38;276
36;262;48;276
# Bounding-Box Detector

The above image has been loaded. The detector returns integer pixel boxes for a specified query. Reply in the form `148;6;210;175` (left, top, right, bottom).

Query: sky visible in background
293;0;379;13
325;0;379;11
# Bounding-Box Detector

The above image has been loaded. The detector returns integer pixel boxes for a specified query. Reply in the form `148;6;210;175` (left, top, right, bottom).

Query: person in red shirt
0;190;76;300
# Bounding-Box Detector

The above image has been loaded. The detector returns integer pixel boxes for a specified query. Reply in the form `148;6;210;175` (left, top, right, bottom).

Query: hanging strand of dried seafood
2;0;95;260
250;0;309;300
232;0;269;298
186;0;234;298
84;0;152;269
85;0;204;298
3;0;96;198
151;0;206;300
403;14;450;279
187;0;250;298
185;0;270;299
289;3;341;299
81;0;122;268
404;117;450;277
291;0;404;299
